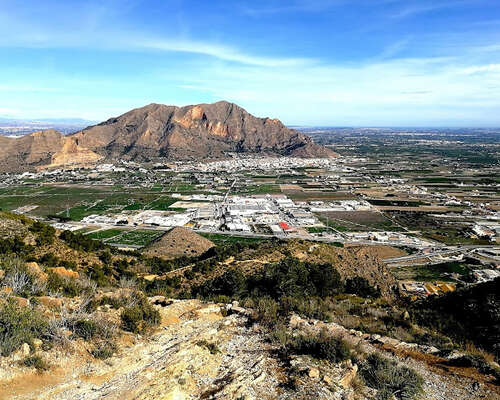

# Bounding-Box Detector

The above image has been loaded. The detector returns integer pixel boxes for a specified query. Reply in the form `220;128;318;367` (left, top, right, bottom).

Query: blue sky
0;0;499;126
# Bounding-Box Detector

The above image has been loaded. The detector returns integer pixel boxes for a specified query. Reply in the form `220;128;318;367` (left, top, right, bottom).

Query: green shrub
0;300;48;356
360;353;423;400
21;355;49;371
0;236;32;256
412;278;500;359
72;319;98;340
91;341;116;359
120;297;160;333
345;277;381;298
196;340;220;354
289;331;351;363
253;297;280;327
29;221;55;246
46;271;92;297
39;252;60;268
59;230;106;252
446;354;500;381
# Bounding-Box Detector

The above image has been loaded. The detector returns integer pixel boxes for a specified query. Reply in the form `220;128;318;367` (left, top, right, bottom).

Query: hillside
0;214;499;400
143;227;215;260
0;101;336;172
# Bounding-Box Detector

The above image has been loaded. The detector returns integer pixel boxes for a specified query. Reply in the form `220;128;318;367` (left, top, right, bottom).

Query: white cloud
136;38;314;67
460;64;500;74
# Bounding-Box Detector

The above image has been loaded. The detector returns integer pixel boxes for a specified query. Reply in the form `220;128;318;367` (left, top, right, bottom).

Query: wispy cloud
239;0;344;16
0;14;314;67
389;0;472;19
460;64;500;74
136;38;314;67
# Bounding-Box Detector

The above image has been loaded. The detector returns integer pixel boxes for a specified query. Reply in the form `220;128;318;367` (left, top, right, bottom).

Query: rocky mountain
0;101;337;172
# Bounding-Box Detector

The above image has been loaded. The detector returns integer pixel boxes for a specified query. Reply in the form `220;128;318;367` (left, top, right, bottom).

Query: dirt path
7;300;283;400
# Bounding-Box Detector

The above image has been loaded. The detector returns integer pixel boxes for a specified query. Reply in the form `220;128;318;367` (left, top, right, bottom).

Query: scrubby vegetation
0;300;48;356
120;295;161;333
359;353;423;400
21;355;49;371
196;340;220;354
287;330;351;363
412;277;500;358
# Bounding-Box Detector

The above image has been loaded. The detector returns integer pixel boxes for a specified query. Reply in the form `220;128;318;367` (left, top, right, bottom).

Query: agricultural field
315;211;406;232
87;228;164;247
391;261;475;282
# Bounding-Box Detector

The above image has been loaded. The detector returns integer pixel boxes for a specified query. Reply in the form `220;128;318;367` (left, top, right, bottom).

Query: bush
21;355;49;371
446;354;500;381
72;319;98;340
253;297;280;327
360;353;423;400
91;341;116;359
289;330;351;363
345;277;381;298
46;271;95;297
59;230;106;252
1;256;47;297
29;221;55;246
39;252;60;268
196;340;220;354
120;297;160;333
412;277;500;359
0;228;33;255
0;300;48;356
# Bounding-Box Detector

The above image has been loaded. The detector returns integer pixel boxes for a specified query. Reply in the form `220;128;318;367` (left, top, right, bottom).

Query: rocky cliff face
0;101;336;171
72;101;336;161
0;129;102;172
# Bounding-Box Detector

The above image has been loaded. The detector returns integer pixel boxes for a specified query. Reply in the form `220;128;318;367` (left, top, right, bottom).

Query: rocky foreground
2;297;498;400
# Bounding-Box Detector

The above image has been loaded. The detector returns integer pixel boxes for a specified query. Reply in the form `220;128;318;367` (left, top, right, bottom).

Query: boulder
37;296;63;310
308;367;320;379
11;296;29;307
48;267;79;279
21;342;30;356
26;262;48;281
339;364;358;388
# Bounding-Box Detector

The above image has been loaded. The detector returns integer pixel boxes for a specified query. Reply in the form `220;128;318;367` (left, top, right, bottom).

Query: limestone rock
11;296;29;307
26;262;48;281
37;296;63;310
339;364;358;388
21;343;30;357
308;367;320;379
48;267;79;279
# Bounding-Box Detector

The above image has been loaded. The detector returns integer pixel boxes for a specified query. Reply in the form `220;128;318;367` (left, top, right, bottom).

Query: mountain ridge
0;101;336;172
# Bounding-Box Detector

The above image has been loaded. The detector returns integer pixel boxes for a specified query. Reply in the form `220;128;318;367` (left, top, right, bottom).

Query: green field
107;230;163;246
0;185;187;221
392;261;472;282
87;228;164;246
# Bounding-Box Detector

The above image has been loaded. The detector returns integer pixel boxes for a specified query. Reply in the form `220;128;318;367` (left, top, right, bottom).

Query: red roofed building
279;222;291;231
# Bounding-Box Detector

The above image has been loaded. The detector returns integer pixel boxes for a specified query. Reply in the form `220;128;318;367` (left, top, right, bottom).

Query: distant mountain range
0;117;96;137
0;101;336;172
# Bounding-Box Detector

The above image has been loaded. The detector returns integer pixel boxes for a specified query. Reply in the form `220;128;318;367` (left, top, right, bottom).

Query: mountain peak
0;101;336;171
